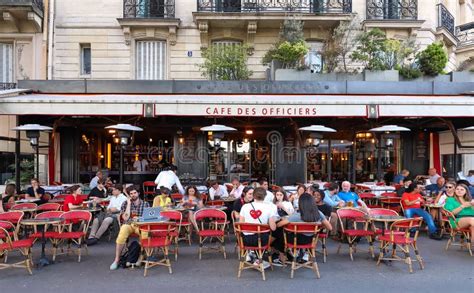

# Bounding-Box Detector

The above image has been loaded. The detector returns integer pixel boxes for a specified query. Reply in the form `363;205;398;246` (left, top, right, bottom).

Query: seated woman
273;189;294;217
444;183;474;247
289;184;306;211
232;186;254;219
180;185;204;230
239;187;277;266
430;180;455;220
278;193;332;262
2;184;16;210
63;185;84;212
153;186;172;208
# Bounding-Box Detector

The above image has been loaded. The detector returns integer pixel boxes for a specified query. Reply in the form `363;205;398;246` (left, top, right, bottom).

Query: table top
15;198;41;204
21;217;64;225
133;217;170;225
76;207;102;213
424;203;443;208
369;215;406;222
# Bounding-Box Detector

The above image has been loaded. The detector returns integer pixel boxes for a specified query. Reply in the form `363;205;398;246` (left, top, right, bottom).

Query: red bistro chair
284;222;321;279
170;193;184;202
0;222;34;275
29;211;64;246
336;208;375;261
0;211;25;239
139;222;177;277
442;209;472;256
160;210;183;261
235;223;273;281
376;217;425;273
37;203;61;212
359;193;379;208
51;211;92;262
195;208;227;259
143;181;156;203
380;192;397;198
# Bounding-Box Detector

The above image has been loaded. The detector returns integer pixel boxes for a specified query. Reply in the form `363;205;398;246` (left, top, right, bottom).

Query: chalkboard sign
413;132;428;160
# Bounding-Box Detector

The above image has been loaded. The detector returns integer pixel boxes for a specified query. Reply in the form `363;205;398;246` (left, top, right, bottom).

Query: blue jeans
404;208;437;234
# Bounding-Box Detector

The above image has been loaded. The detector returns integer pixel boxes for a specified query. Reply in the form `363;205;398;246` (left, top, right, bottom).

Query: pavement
0;234;473;293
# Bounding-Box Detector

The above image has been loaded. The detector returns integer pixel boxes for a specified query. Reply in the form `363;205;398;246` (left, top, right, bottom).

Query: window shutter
136;40;166;80
0;43;13;83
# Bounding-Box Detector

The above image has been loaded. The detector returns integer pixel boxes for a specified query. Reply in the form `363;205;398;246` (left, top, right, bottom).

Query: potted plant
198;43;252;80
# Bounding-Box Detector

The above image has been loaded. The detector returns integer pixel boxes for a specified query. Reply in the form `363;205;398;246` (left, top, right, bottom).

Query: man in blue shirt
338;181;369;211
425;176;446;195
323;182;344;208
393;169;410;185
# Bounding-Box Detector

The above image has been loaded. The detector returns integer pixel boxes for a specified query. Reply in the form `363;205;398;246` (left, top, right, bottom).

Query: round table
15;198;41;204
21;217;64;267
424;203;444;227
369;215;406;236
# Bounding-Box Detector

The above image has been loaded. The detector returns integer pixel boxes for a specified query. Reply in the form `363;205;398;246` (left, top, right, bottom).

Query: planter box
274;69;363;81
364;70;399;81
451;71;474;82
400;74;451;82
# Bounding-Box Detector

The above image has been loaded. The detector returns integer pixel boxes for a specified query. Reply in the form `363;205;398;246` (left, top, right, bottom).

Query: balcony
196;0;352;14
457;22;474;47
436;3;456;46
0;0;44;32
117;0;179;46
194;0;353;50
363;0;423;33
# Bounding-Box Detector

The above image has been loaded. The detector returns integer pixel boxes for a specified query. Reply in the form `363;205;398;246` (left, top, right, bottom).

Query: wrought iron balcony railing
456;22;474;47
197;0;352;14
0;83;17;90
366;0;417;20
437;3;455;36
123;0;175;18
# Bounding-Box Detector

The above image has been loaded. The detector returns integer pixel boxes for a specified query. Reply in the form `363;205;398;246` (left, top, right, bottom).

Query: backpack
118;240;141;268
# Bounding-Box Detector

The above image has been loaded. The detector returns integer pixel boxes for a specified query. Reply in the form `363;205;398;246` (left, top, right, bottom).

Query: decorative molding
247;21;257;55
198;21;209;49
27;11;42;32
123;26;131;45
2;12;19;32
169;26;177;46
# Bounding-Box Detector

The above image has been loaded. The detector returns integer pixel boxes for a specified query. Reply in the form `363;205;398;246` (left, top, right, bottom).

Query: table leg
37;226;50;267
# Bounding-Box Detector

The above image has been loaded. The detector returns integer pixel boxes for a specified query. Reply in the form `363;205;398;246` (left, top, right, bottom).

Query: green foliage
416;43;447;76
351;28;387;70
7;159;35;185
396;65;422;79
382;38;417;70
262;18;308;69
199;44;252;80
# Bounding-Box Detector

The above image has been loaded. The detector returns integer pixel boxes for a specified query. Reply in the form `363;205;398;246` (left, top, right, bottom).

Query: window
136;40;166;80
0;43;13;83
80;44;91;75
305;41;324;73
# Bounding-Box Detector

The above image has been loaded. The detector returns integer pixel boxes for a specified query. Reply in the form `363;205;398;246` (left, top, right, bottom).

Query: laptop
138;207;163;222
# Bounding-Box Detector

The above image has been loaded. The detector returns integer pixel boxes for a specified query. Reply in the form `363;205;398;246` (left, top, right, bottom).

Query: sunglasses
446;186;454;189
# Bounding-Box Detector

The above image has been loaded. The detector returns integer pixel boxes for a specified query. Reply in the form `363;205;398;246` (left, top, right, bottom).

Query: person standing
133;155;148;172
154;165;185;194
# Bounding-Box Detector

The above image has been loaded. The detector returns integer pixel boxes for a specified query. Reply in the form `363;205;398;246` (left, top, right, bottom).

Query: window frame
80;43;92;77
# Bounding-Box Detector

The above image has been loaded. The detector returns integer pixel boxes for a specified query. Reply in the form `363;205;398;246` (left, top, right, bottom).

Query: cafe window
80;43;92;75
135;40;166;80
0;43;13;83
305;41;323;73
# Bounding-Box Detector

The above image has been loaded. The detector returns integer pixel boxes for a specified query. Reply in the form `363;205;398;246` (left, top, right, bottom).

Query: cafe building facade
1;79;473;188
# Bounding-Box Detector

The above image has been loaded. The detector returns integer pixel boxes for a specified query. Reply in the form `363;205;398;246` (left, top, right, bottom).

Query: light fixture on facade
356;132;373;141
245;130;253;135
179;137;184;144
108;129;116;134
200;124;237;148
299;125;336;148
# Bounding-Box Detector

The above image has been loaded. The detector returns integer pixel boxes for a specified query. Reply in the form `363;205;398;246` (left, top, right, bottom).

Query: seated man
337;181;369;211
229;177;244;199
208;181;229;200
401;182;442;240
323;182;345;208
393;169;410;185
87;184;127;245
396;178;412;197
25;178;48;204
425;176;446;195
110;185;150;270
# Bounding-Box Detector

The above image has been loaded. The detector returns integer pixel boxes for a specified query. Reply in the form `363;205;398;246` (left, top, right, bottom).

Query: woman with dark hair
63;185;84;212
2;183;16;210
233;186;254;216
290;184;306;211
181;185;204;210
444;184;474;247
273;189;294;217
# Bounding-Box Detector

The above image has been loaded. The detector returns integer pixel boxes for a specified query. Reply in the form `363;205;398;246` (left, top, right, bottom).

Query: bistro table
424;203;444;228
21;217;64;267
15;198;41;204
369;215;406;236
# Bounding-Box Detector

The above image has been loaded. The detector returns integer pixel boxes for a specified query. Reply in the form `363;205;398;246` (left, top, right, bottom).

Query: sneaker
254;260;271;270
285;251;294;262
302;252;309;262
87;238;98;246
271;255;284;267
109;262;118;270
246;251;256;263
429;232;443;241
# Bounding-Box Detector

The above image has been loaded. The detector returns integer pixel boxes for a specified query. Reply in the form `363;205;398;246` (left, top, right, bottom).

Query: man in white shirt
208;181;229;200
229;177;244;198
133;155;148;172
87;184;127;245
428;168;441;185
90;171;103;189
154;165;185;194
259;178;274;203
